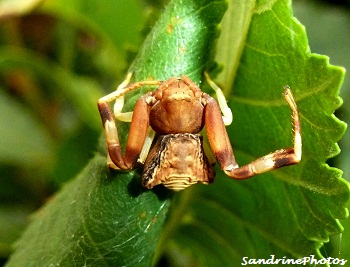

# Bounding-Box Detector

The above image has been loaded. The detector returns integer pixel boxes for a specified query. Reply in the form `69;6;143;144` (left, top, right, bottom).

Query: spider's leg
98;75;161;170
138;127;156;164
113;72;132;119
226;87;301;179
107;154;118;170
204;72;232;126
99;73;162;109
205;86;301;179
115;111;133;122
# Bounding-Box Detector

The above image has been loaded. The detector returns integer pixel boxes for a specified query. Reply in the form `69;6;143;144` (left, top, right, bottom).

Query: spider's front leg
204;86;301;179
97;76;161;170
98;94;152;169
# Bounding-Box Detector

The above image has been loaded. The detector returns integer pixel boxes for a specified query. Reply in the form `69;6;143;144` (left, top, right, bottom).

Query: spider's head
154;77;200;103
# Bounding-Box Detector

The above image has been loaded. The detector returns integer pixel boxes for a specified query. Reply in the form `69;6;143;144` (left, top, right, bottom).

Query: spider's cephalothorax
98;74;301;191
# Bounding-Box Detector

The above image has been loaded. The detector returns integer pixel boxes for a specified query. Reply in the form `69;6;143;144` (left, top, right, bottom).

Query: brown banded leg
226;86;301;178
205;86;301;179
97;74;162;170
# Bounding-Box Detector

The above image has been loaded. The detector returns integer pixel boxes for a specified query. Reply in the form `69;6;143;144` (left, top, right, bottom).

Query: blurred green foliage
0;0;349;266
0;0;146;263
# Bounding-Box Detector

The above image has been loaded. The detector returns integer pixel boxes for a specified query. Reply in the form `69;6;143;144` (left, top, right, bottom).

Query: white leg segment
204;72;233;126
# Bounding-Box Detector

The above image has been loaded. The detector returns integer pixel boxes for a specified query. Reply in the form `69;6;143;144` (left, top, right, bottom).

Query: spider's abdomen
142;133;215;191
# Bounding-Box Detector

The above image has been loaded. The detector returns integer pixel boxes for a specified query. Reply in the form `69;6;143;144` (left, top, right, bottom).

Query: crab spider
98;73;301;191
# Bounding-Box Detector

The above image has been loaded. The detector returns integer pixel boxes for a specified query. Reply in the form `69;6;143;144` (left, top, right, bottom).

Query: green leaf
156;0;349;265
6;155;171;266
5;0;227;266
